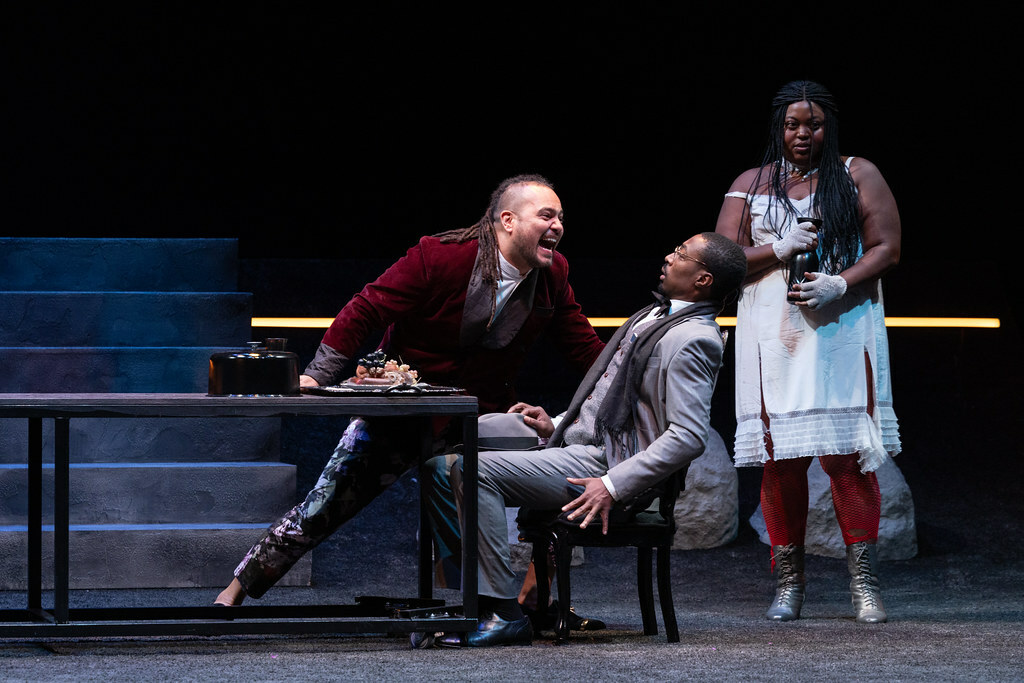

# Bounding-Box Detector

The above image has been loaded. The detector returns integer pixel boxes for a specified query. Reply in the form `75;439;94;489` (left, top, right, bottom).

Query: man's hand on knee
562;477;613;534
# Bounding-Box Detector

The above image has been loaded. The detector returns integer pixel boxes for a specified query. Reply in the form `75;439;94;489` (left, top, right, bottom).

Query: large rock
749;456;917;559
672;428;739;549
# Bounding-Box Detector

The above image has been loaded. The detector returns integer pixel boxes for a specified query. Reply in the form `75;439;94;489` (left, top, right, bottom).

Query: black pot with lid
208;338;301;396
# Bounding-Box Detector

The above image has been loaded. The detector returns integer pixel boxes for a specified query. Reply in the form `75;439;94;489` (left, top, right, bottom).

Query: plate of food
301;350;465;396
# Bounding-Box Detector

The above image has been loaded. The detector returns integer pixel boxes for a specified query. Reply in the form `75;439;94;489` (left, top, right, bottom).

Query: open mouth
538;237;558;252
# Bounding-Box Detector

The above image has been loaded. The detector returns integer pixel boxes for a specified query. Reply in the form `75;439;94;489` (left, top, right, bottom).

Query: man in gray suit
426;231;747;647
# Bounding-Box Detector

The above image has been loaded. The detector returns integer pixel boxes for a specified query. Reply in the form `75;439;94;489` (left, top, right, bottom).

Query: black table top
0;392;479;418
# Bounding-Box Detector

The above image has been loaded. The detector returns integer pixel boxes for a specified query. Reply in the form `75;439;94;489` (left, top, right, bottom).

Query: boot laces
853;577;882;609
850;547;882;609
775;582;803;603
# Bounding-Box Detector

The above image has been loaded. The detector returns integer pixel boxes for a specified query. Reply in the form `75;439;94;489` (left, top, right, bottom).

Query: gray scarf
549;298;720;447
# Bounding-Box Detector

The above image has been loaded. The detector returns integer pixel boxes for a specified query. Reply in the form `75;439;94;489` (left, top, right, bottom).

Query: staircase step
0;236;309;591
0;292;252;346
0;417;283;465
0;347;238;392
0;238;239;292
0;525;311;589
0;462;299;524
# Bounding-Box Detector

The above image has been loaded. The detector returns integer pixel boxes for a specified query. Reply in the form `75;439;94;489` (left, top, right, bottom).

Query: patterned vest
562;315;662;462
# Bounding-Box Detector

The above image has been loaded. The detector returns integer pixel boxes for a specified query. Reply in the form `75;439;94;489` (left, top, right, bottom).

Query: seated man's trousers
429;444;607;601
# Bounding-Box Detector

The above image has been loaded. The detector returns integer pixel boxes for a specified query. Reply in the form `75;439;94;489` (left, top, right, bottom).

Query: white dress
727;160;900;472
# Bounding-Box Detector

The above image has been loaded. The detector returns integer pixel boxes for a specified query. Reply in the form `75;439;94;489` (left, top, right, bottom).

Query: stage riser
0;292;252;346
0;463;298;525
0;238;298;589
0;528;310;590
0;348;235;393
0;418;283;465
0;238;238;292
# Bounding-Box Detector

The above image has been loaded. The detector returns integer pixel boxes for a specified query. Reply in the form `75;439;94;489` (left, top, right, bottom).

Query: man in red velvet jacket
215;174;605;607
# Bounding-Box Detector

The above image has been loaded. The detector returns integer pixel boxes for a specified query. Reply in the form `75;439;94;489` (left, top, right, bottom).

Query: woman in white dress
715;81;901;623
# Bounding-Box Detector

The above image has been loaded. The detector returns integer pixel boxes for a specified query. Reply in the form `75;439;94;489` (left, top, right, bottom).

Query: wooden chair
516;472;682;644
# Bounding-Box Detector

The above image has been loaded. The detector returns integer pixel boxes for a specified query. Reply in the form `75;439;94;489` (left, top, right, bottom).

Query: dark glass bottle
788;217;821;300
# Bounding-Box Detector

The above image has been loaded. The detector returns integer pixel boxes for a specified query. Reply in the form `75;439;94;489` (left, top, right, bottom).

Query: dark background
4;6;1021;543
5;6;1016;265
6;5;1019;331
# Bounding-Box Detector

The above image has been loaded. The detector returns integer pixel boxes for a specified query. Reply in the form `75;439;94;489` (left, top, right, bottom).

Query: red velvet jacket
315;236;604;413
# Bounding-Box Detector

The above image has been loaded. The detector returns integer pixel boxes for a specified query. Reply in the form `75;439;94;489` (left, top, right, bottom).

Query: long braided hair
745;81;862;274
435;173;554;320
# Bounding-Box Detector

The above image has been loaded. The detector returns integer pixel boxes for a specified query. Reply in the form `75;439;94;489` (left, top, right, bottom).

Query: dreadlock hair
743;80;861;275
434;173;555;321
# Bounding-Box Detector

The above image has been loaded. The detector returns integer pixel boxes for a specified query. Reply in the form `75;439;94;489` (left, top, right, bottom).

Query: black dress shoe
466;613;532;647
437;615;533;648
438;613;532;648
522;601;606;632
436;631;466;648
565;604;606;631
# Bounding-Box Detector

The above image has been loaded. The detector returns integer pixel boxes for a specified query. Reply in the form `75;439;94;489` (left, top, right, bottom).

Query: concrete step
0;292;252;346
0;236;304;591
0;238;239;292
0;525;311;590
0;346;238;392
0;417;284;465
0;462;300;524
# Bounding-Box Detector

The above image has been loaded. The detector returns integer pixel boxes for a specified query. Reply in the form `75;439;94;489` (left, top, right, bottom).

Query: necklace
781;160;818;181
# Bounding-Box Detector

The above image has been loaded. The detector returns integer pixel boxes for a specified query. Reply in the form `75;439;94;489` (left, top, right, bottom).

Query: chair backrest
655;469;683;532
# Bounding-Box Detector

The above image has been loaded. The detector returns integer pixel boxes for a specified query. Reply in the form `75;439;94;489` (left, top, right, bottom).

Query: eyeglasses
673;245;708;269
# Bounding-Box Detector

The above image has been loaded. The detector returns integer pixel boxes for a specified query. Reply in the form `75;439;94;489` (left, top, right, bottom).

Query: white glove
790;272;847;309
771;221;818;262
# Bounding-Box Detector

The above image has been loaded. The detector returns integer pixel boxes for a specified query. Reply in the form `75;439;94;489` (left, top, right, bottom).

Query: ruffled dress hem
733;405;900;473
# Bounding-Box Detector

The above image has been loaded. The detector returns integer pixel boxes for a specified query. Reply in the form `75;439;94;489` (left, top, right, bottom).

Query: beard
509;232;556;270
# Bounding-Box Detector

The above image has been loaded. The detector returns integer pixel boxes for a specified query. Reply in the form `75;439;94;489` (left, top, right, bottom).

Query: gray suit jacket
550;304;725;502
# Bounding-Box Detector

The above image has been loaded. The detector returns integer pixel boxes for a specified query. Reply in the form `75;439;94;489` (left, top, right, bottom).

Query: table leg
418;417;434;599
461;416;478;621
53;417;70;623
27;418;42;611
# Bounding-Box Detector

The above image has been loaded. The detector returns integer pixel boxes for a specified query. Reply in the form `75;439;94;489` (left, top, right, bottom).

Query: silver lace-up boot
766;544;805;621
847;541;887;623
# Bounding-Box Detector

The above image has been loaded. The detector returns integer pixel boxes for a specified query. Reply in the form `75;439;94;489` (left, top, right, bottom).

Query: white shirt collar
634;298;693;330
497;250;529;283
665;298;692;315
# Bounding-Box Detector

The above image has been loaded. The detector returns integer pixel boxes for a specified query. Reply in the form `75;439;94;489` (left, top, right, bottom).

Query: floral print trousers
234;416;450;598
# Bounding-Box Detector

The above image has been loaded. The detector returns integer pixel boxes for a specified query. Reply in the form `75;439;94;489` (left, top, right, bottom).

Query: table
0;393;479;638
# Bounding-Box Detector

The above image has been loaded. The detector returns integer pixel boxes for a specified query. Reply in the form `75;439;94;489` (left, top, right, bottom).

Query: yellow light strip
253;317;338;328
589;317;740;327
883;317;1000;328
253;316;1001;330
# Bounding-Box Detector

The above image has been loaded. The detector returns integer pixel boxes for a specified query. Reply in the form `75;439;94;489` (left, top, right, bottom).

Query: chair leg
531;534;551;621
554;533;574;644
637;547;657;635
656;545;679;643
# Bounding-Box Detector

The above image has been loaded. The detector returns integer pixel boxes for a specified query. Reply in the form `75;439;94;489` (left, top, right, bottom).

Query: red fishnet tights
761;454;880;546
